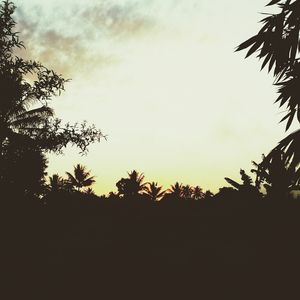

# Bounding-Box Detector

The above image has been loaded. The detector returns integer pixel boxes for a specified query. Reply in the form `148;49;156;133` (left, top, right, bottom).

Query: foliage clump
236;0;300;186
0;1;105;196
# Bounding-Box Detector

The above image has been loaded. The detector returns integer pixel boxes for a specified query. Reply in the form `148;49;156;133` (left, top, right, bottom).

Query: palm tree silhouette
167;182;183;199
116;170;147;198
192;186;204;200
182;185;193;200
0;2;60;151
0;97;54;145
48;174;65;192
0;15;56;149
145;182;165;201
0;69;55;155
85;188;95;195
66;164;95;192
127;170;147;189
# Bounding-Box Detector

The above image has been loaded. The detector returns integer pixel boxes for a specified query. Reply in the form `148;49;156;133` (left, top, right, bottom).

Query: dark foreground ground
2;193;300;299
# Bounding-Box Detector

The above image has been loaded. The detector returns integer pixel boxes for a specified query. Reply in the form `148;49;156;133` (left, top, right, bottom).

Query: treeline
1;0;300;297
42;152;299;206
3;167;300;299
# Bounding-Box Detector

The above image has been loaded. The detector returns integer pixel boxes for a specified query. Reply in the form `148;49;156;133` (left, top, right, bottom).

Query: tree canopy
0;0;105;155
0;0;105;196
236;0;300;185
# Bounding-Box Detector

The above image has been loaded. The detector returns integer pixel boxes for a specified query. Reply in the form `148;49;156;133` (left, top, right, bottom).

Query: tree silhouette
127;170;146;187
48;174;66;193
181;184;193;200
251;150;299;198
203;190;214;199
145;182;165;201
85;188;96;195
0;1;105;154
192;186;204;200
167;182;183;199
66;164;95;192
225;169;251;188
0;141;48;197
0;1;105;195
225;169;259;196
236;0;300;184
116;170;147;198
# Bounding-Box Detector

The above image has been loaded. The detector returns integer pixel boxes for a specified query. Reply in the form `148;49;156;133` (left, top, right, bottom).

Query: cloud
15;28;115;77
14;1;154;77
80;2;154;39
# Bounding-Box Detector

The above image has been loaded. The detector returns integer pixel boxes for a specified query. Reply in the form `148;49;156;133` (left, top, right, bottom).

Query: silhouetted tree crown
0;1;105;196
66;164;96;192
251;150;299;197
236;0;300;185
0;0;105;155
145;182;165;201
167;182;183;199
48;174;66;193
116;170;147;198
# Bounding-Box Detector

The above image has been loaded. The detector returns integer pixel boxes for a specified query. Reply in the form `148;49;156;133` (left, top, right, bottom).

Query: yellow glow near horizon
14;0;294;195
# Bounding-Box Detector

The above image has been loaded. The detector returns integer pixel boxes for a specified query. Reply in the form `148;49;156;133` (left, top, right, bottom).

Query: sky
13;0;296;195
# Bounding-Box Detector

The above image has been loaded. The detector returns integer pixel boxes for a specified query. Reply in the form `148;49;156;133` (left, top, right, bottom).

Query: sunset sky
13;0;295;195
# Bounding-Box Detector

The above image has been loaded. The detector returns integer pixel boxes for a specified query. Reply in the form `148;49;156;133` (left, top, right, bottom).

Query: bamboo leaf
224;177;241;190
285;109;296;131
266;0;282;6
236;35;258;52
245;38;264;58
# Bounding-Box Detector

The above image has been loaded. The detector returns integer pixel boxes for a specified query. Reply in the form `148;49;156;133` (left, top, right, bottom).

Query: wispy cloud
14;1;154;77
80;2;153;39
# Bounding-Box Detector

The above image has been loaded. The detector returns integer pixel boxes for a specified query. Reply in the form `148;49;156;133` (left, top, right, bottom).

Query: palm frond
224;177;241;190
66;172;78;187
83;176;96;187
16;106;54;119
10;115;49;129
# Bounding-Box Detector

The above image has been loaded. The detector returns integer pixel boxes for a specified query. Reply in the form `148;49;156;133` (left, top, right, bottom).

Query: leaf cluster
0;0;105;155
237;0;300;181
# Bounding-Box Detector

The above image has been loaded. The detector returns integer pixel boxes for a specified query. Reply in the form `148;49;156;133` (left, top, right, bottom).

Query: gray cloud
14;2;154;77
80;2;153;39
